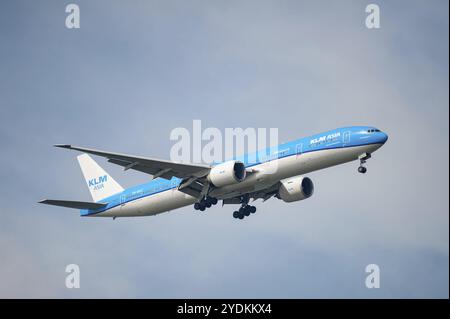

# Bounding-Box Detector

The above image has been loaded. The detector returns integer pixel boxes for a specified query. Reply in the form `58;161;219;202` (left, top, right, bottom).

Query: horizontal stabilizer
38;199;108;210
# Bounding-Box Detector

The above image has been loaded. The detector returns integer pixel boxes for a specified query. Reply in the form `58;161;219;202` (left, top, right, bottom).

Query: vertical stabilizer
77;154;124;202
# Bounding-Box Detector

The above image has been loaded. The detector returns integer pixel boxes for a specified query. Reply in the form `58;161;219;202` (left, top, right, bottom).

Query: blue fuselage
81;126;388;216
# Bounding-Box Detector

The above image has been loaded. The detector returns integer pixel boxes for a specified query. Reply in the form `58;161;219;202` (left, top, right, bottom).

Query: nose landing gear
358;166;367;174
358;153;371;174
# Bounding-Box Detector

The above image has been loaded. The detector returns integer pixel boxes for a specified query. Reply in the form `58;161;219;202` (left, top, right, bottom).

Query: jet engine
277;176;314;203
207;161;246;187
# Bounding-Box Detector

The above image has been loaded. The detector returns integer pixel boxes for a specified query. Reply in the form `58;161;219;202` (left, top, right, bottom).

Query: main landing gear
194;196;218;211
358;153;371;174
232;194;257;220
233;205;257;220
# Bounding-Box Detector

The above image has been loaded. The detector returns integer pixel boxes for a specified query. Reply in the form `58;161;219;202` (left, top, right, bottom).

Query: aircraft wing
54;144;211;181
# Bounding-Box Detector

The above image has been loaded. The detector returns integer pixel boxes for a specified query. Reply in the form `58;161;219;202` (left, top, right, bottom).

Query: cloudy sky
0;0;448;298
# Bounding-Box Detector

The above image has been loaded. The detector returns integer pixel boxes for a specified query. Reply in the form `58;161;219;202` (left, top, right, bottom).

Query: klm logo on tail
76;154;124;202
89;175;107;190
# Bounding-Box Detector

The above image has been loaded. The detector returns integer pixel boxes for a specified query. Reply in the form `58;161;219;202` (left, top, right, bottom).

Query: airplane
39;126;388;220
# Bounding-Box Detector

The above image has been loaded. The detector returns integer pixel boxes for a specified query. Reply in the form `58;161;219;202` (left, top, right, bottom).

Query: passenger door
343;131;351;146
120;194;127;206
296;143;303;158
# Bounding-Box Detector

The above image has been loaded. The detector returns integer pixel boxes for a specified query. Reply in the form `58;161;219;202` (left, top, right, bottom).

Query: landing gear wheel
195;196;219;212
357;153;371;174
236;207;246;219
233;195;254;219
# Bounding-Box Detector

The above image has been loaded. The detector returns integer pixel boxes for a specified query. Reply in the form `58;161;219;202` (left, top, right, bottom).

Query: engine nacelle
278;176;314;203
207;161;246;187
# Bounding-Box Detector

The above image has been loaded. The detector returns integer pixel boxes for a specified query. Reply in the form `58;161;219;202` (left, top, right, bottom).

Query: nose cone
378;132;388;144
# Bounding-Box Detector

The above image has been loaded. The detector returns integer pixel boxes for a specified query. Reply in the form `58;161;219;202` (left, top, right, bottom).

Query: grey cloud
0;0;447;298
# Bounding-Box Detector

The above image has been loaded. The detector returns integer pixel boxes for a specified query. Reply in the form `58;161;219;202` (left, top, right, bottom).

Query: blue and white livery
39;126;388;220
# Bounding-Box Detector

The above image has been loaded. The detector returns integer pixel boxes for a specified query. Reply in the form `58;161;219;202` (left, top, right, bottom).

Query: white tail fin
77;154;124;202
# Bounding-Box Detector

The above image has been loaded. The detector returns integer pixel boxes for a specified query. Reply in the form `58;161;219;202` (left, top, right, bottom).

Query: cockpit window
367;129;381;133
